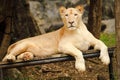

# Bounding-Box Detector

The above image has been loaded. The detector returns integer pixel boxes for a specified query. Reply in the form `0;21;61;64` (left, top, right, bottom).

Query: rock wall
28;0;88;32
28;0;115;33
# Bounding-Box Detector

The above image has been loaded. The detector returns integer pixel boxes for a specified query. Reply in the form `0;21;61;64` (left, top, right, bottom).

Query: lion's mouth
68;26;77;30
68;25;75;28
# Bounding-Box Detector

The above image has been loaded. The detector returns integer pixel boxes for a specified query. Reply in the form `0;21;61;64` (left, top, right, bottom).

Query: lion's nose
69;21;74;25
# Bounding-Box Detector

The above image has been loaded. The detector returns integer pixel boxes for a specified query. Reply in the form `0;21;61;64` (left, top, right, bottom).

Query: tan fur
2;6;110;72
17;52;34;61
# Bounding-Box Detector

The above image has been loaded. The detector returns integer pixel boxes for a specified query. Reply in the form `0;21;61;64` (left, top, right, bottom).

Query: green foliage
100;33;116;47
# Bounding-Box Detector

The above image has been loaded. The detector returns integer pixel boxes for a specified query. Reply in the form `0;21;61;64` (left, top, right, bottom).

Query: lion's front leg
94;39;110;65
58;43;86;72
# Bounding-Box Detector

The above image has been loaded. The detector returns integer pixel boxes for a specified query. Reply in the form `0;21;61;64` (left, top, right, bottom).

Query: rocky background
28;0;115;34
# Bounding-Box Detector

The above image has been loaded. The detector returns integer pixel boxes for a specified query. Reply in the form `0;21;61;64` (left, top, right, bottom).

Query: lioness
3;6;110;72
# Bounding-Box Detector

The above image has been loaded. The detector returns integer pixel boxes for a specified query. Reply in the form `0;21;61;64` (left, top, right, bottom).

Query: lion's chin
68;27;77;30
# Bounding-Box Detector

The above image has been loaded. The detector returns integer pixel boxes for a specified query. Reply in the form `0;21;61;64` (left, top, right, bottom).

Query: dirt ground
15;58;110;80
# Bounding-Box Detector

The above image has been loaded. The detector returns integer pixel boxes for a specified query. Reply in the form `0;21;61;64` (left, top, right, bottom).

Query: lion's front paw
75;60;86;72
99;54;110;65
3;55;16;62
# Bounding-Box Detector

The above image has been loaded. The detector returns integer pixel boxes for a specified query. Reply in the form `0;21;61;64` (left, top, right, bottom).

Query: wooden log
114;0;120;79
0;1;14;80
0;0;13;57
12;0;38;41
87;0;102;39
0;15;4;23
0;17;11;61
0;69;3;80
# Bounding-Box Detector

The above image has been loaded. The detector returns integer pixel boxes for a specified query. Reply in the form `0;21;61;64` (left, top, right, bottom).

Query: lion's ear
76;5;84;13
59;6;66;15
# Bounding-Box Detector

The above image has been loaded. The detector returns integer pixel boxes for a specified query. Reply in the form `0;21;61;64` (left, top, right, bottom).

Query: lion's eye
65;14;68;17
74;14;78;16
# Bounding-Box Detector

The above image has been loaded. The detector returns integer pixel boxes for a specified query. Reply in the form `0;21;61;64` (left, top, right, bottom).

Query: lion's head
59;6;84;30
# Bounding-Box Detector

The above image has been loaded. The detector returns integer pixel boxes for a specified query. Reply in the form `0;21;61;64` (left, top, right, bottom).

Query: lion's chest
62;30;91;51
73;34;90;51
74;39;90;51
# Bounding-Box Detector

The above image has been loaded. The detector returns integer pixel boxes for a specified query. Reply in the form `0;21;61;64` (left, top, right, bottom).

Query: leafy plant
100;33;116;47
